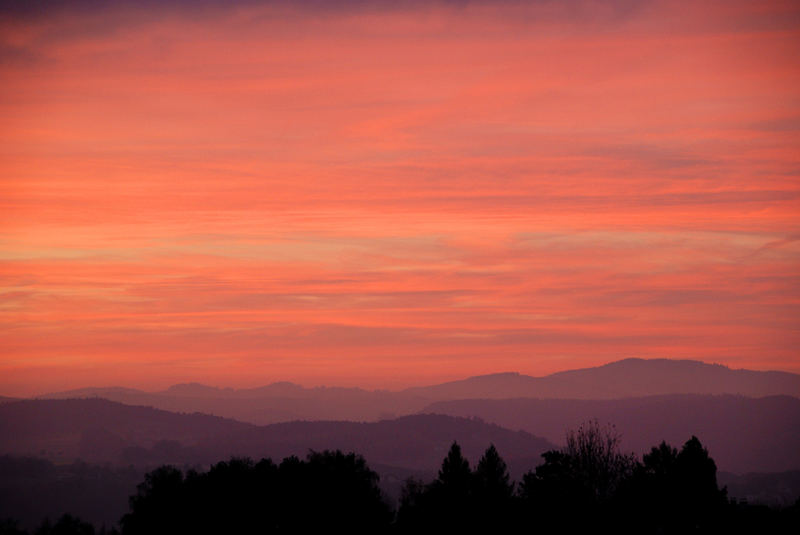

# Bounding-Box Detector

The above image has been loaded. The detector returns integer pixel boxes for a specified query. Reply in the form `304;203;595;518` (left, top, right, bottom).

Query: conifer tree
474;444;515;530
437;441;471;489
474;444;513;500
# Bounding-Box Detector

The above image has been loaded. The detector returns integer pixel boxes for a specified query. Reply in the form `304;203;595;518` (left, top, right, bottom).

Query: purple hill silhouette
402;358;800;399
0;398;554;473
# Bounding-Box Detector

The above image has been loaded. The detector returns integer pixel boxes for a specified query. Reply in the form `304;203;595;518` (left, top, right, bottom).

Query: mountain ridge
402;358;800;399
34;358;800;400
21;358;800;427
0;398;554;474
2;394;798;474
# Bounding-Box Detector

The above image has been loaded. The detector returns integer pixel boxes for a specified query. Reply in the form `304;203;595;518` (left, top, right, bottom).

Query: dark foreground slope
424;394;800;473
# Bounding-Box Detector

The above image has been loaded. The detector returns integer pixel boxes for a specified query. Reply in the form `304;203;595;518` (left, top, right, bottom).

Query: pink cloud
1;0;798;394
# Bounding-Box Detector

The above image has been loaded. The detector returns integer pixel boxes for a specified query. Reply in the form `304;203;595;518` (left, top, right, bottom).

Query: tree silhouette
642;441;679;479
564;419;635;504
619;441;680;533
7;434;797;535
121;466;184;535
519;450;580;532
430;441;473;531
283;450;392;533
674;436;727;529
436;441;471;490
397;442;520;532
474;444;513;498
618;436;730;533
472;444;515;531
520;420;635;532
397;441;475;533
186;457;276;534
119;452;391;534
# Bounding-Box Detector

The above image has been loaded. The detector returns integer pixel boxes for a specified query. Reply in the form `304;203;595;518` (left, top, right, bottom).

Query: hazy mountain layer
1;394;798;529
0;398;253;464
403;358;800;399
423;394;800;473
33;358;800;425
37;385;429;424
0;399;554;473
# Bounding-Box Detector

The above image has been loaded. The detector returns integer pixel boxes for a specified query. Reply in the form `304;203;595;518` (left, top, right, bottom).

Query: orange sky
1;0;799;395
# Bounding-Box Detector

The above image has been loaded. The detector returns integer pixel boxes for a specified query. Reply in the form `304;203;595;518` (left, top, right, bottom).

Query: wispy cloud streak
1;0;798;394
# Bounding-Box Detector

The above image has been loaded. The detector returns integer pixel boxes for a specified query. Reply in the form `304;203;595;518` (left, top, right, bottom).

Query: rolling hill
0;399;554;473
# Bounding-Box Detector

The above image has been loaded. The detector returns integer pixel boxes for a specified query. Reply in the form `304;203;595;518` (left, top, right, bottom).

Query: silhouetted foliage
393;426;800;533
119;451;391;535
563;419;636;503
519;419;635;531
473;443;515;531
519;449;578;531
396;442;475;532
436;442;471;488
34;515;94;535
677;436;728;507
474;444;513;498
397;442;519;533
619;436;729;534
622;441;680;529
5;423;799;535
278;450;392;532
430;441;473;530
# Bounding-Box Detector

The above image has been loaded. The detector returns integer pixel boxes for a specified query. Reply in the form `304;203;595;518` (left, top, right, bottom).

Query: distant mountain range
32;358;800;425
2;358;799;527
2;358;797;474
403;358;800;399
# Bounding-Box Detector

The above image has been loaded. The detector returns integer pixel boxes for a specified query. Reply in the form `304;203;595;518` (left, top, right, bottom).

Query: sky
1;0;799;395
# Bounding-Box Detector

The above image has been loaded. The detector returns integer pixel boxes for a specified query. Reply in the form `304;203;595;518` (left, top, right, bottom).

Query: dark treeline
2;421;798;534
398;422;799;534
121;450;391;534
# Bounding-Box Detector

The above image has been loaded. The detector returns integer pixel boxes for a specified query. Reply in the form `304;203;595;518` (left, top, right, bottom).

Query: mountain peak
599;357;730;369
405;358;800;400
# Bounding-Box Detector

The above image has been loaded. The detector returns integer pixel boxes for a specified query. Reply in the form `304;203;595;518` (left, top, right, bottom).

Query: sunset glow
1;0;799;395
